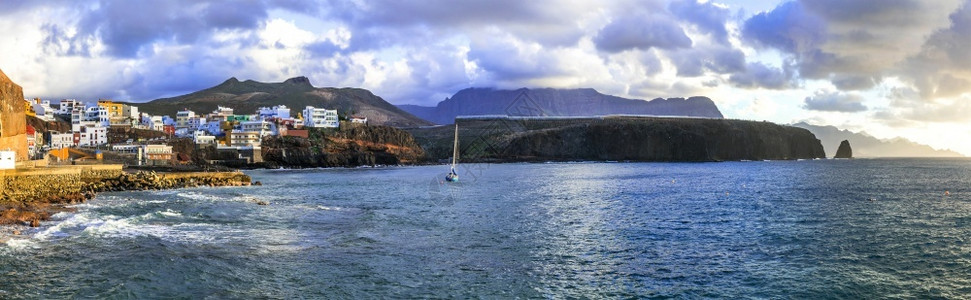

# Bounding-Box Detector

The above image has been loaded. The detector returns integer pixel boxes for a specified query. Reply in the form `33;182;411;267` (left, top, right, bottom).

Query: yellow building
24;99;35;117
97;99;124;117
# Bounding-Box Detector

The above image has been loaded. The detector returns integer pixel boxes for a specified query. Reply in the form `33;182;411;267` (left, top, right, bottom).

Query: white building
77;126;107;147
259;105;291;120
0;151;14;170
230;130;261;147
350;116;368;124
240;120;275;137
49;132;75;149
192;130;217;145
207;106;234;121
176;110;196;128
58;99;83;115
302;106;339;128
141;114;165;131
202;120;224;136
31;99;55;121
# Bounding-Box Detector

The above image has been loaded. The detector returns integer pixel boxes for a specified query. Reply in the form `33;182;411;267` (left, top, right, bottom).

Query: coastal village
15;97;367;168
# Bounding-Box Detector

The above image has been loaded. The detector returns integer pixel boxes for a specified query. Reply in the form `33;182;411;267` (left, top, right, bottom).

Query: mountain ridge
398;87;724;124
127;77;431;127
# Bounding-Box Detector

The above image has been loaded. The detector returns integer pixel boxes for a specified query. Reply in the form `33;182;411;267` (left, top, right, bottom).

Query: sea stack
834;140;853;159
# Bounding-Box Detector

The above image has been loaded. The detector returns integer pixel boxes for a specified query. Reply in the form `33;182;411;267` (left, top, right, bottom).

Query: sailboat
445;123;459;182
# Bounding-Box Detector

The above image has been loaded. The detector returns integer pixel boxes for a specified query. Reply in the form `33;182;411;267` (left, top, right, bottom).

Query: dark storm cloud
594;14;693;53
729;62;797;90
669;0;731;44
802;90;867;112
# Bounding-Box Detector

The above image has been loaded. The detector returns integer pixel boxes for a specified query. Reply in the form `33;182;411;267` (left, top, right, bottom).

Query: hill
792;122;963;157
397;87;724;124
408;117;824;162
129;77;431;127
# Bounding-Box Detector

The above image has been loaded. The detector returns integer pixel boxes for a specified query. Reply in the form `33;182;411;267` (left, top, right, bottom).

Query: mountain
130;77;431;127
408;117;825;162
792;122;963;157
398;87;724;124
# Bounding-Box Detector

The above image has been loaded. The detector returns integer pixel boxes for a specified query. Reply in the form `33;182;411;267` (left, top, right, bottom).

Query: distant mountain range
129;77;431;127
397;87;724;124
792;122;963;157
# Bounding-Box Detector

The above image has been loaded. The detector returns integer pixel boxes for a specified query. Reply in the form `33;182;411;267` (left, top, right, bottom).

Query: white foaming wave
1;238;37;251
34;212;97;241
156;209;182;218
316;205;343;211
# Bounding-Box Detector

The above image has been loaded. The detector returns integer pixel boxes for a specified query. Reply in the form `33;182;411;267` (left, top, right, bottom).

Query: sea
2;159;971;298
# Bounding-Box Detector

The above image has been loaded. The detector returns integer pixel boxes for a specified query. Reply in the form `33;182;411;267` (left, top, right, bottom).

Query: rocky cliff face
834;140;853;158
409;117;826;162
260;123;425;167
398;87;725;124
0;68;26;161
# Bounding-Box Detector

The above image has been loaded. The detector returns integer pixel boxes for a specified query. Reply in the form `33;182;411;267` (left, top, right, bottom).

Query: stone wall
0;68;27;161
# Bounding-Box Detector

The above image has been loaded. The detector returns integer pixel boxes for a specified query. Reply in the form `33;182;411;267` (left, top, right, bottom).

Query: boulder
835;140;853;159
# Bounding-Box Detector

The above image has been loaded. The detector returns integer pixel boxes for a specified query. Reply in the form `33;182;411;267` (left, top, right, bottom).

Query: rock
835;140;853;159
253;181;262;186
256;201;269;206
30;219;39;227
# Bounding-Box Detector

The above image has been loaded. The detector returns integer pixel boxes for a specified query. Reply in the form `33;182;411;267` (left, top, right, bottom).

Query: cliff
131;76;431;127
834;140;853;159
408;117;826;162
259;122;425;168
0;68;27;161
398;87;724;124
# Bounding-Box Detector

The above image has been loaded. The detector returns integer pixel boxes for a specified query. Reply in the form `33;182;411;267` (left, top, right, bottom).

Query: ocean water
2;159;971;298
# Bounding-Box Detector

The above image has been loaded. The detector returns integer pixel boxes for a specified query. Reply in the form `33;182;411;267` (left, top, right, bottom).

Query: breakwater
0;165;253;227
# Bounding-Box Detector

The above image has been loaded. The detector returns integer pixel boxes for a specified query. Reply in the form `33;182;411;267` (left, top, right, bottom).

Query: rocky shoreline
0;169;254;230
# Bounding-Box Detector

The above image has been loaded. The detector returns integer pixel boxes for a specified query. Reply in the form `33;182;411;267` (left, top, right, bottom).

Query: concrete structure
0;68;28;161
49;132;74;149
259;105;291;120
0;151;14;169
230;130;261;147
58;99;83;115
193;130;216;145
350;116;368;124
143;144;174;161
303;106;339;128
31;99;55;121
176;110;196;129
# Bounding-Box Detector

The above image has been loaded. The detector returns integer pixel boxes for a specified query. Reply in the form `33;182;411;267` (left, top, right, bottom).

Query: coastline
0;165;254;230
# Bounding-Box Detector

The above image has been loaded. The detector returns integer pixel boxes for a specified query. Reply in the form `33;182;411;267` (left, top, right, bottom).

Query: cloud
594;14;693;53
803;90;867;112
728;62;796;90
669;0;731;44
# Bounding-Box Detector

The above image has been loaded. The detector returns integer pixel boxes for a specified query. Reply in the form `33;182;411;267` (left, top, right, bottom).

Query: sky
1;0;970;155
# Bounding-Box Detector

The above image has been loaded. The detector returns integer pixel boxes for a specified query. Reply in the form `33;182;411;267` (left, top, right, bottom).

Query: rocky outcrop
0;168;253;227
398;87;725;124
260;122;425;168
409;116;826;162
0;68;27;161
834;140;853;159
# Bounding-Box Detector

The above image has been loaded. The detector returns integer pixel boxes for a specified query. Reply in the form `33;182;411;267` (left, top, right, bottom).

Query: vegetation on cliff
408;117;826;162
259;123;425;168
